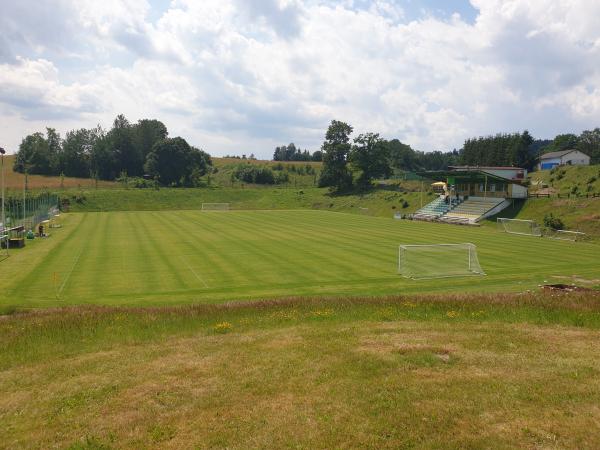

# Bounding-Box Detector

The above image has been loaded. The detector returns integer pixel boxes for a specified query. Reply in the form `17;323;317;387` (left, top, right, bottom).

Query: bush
274;172;290;184
544;213;564;230
402;200;410;209
234;165;289;185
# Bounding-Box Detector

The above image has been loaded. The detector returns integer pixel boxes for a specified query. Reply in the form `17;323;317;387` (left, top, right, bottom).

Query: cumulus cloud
0;0;599;156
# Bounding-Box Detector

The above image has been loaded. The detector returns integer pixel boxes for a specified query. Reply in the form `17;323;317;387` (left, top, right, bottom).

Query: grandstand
413;166;525;224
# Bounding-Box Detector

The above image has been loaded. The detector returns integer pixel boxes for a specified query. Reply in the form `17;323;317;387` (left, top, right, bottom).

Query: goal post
201;203;230;211
544;229;586;242
0;232;8;260
398;243;485;279
497;218;542;237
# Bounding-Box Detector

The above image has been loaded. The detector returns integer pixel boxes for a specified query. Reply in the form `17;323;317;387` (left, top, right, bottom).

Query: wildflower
213;322;233;333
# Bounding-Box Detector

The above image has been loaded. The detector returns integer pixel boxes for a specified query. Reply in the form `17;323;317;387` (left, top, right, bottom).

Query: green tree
108;114;142;177
386;139;416;170
318;120;353;191
14;131;55;175
132;119;168;162
144;137;212;186
577;128;600;164
544;134;579;154
349;133;390;188
61;128;93;177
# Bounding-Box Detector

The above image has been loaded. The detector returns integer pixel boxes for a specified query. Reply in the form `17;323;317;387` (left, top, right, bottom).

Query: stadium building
412;166;528;225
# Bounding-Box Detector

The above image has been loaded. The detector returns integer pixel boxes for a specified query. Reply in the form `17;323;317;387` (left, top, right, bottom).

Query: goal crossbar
398;243;485;280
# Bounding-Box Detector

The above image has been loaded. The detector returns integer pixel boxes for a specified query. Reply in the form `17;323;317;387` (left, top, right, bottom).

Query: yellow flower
446;311;459;318
213;322;233;333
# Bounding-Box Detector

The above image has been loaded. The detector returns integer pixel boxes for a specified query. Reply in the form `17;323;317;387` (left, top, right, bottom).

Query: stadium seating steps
413;197;505;225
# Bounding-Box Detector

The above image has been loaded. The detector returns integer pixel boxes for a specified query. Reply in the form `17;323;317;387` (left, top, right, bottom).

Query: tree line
273;143;323;162
317;120;600;192
13;115;212;186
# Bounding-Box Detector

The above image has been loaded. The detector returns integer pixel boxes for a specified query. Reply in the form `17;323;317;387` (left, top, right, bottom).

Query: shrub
234;165;276;184
544;213;564;230
274;172;290;184
402;200;410;209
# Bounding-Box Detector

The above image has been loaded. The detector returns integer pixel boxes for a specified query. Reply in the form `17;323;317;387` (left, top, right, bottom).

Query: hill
529;164;600;197
1;155;117;191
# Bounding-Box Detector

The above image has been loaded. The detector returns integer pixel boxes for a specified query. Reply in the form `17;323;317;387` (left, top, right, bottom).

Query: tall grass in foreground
2;291;599;370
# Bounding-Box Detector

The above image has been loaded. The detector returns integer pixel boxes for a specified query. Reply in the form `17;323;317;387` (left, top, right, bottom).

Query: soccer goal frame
0;233;8;261
497;218;542;237
201;203;230;211
545;229;586;242
398;243;485;280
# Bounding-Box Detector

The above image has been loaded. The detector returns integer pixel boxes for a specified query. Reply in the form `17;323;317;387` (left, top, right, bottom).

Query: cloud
0;0;600;156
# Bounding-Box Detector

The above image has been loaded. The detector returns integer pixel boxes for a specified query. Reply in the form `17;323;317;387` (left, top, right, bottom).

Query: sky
1;0;599;158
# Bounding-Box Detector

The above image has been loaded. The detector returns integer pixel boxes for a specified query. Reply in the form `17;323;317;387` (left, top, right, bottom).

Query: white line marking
58;246;84;297
180;256;209;288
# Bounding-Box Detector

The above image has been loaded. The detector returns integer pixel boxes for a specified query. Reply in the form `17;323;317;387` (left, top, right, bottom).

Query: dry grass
2;292;600;448
1;155;117;191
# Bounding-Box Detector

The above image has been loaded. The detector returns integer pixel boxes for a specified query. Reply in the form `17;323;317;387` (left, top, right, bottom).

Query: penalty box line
58;246;85;297
179;256;209;288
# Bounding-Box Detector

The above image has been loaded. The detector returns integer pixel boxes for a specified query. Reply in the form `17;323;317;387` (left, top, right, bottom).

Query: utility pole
0;147;5;232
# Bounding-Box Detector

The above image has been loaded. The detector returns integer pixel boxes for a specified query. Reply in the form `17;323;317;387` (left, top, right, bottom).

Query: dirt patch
542;284;595;292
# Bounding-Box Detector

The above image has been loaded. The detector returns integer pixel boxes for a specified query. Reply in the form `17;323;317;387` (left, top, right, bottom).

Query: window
489;183;496;192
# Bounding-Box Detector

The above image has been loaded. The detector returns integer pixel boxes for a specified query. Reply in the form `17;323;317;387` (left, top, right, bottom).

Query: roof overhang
415;170;517;183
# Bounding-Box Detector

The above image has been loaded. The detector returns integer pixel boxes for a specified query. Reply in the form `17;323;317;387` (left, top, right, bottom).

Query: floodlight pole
0;147;6;256
0;148;5;227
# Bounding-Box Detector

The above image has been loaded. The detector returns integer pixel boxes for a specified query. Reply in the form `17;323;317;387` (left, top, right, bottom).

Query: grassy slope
530;164;600;196
2;210;599;309
485;197;600;236
2;293;600;449
62;186;426;217
211;157;323;188
1;155;117;191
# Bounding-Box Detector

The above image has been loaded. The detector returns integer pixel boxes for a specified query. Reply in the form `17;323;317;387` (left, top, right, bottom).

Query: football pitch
2;210;599;308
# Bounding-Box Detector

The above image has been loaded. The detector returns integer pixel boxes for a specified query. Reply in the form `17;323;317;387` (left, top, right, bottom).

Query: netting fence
1;192;60;231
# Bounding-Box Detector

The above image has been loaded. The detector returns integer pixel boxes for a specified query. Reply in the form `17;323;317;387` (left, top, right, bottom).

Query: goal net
545;229;586;242
0;233;8;260
201;203;230;211
398;243;485;279
497;218;542;237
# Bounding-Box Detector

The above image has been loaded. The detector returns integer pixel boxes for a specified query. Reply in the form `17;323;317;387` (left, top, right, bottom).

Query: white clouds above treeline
0;0;599;157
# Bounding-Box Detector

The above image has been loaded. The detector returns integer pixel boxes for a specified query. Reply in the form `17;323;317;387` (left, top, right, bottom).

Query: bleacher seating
412;197;451;220
440;197;504;224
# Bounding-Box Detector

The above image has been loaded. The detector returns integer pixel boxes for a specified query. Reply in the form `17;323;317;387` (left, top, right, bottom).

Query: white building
538;150;590;170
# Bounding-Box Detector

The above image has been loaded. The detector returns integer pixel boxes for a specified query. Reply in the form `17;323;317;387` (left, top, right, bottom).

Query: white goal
497;218;542;237
201;203;230;211
0;232;8;260
545;229;586;242
398;243;485;279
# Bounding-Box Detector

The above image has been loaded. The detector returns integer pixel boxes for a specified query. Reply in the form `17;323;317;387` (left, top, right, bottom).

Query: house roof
540;149;577;160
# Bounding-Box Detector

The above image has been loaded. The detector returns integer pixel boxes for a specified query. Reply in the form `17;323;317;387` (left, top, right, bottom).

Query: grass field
3;293;600;448
2;210;599;309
